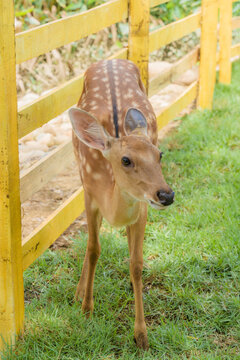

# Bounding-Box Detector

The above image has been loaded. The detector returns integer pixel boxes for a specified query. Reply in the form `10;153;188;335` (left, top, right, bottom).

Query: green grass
3;62;240;359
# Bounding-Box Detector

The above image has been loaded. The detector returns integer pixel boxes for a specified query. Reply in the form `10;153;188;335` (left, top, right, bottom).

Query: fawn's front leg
75;192;102;314
127;203;148;350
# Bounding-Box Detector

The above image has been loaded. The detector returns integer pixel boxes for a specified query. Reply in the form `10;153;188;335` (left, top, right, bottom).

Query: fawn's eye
160;152;163;161
121;156;132;167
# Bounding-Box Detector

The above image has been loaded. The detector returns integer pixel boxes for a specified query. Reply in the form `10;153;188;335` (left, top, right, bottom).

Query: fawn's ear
69;107;112;152
124;108;148;136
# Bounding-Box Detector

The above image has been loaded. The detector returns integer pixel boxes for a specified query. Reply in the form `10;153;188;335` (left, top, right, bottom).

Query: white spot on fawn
131;101;138;107
92;152;99;160
94;93;102;99
86;163;91;174
90;105;99;110
92;172;102;180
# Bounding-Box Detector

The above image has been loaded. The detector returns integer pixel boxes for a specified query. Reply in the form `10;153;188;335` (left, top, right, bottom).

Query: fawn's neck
102;180;141;227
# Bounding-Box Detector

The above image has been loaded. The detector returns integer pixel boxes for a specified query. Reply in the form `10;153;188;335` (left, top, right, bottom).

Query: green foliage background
14;0;240;28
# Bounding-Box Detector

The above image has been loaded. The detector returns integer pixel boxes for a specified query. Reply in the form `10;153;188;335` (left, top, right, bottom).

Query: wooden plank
128;0;150;91
20;140;75;203
198;0;218;109
171;46;199;81
16;0;127;64
108;48;128;60
18;48;127;139
232;17;240;30
149;67;172;97
149;12;201;53
22;188;85;271
231;43;240;58
0;1;24;350
149;47;199;97
219;0;232;84
156;81;198;130
150;0;170;7
18;75;84;139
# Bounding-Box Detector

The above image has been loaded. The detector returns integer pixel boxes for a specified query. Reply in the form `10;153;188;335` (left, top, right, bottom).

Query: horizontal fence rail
20;140;74;203
231;44;240;58
22;188;85;270
149;47;199;96
149;11;201;53
18;75;84;139
150;0;170;7
232;16;240;29
16;0;127;64
156;81;198;130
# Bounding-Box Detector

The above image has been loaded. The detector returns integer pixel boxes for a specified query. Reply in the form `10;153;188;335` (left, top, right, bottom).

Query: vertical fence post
219;0;232;84
128;0;150;92
198;0;219;109
0;0;25;351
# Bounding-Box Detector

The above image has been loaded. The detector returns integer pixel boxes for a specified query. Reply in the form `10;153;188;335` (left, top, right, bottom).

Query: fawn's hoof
134;329;149;350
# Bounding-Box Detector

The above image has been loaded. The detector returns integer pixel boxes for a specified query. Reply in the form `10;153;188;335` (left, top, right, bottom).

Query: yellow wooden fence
0;0;239;351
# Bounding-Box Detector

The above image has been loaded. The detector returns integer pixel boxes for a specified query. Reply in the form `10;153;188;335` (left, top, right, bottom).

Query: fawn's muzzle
156;190;175;206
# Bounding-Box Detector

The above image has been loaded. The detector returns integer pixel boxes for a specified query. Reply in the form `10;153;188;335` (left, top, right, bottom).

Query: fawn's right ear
69;107;112;152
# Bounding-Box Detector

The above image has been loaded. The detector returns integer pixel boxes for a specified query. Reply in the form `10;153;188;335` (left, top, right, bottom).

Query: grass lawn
3;62;240;360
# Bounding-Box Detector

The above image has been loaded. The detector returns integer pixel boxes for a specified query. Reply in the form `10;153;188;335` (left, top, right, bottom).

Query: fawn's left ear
124;108;148;136
69;107;113;153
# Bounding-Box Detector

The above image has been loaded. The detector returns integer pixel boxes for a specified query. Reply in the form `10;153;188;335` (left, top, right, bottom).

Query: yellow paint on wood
16;0;127;64
149;68;172;97
149;47;199;97
232;17;240;30
219;0;232;84
22;188;85;271
171;47;199;82
156;81;198;130
0;1;24;350
231;43;240;58
18;75;84;139
128;0;150;91
108;48;128;60
18;49;127;139
20;141;74;203
198;0;218;109
149;12;201;53
150;0;170;8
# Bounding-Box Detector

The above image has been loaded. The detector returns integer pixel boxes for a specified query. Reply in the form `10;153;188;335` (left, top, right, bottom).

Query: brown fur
70;59;173;350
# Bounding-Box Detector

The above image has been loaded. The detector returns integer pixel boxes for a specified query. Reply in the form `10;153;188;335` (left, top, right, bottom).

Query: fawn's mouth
148;200;166;210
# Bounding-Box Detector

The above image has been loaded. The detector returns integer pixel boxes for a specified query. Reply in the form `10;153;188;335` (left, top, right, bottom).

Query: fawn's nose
156;190;175;206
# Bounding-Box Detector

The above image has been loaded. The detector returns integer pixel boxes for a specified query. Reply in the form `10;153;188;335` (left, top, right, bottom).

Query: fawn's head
69;107;174;209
